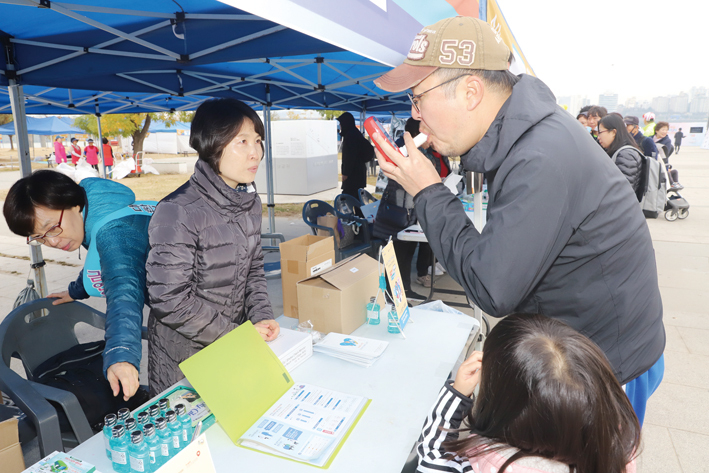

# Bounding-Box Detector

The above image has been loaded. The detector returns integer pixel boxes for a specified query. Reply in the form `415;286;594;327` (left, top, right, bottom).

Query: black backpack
31;340;149;431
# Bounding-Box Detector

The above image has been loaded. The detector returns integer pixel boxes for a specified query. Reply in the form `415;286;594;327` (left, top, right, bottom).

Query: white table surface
68;308;475;473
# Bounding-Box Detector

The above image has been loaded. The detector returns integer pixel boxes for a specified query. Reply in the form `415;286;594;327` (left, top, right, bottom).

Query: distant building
625;97;637;108
690;95;709;114
598;93;618;112
652;96;670;113
669;93;689;113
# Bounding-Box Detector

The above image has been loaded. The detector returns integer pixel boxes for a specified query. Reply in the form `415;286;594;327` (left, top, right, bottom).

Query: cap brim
374;63;438;93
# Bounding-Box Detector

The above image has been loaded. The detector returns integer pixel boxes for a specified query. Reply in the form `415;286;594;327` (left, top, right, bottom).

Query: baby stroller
664;188;689;221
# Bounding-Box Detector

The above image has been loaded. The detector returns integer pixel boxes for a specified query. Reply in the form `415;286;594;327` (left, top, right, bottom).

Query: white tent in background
142;121;195;155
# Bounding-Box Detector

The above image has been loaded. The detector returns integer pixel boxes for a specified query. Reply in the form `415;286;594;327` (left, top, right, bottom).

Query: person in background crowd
146;98;279;395
53;136;67;164
337;112;374;199
84;138;99;171
102;137;115;178
373;15;664;426
3;170;151;401
597;114;644;200
70;137;81;165
653;121;674;163
586;106;607;141
576;111;588;126
674;128;685;154
642;112;656;137
624;115;658;158
417;314;640;473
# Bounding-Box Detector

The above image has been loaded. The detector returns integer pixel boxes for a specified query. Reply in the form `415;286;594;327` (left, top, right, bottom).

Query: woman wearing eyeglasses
597;114;644;202
3;170;152;402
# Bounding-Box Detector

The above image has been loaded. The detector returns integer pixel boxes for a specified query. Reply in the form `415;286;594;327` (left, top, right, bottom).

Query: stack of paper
313;333;389;367
267;327;313;372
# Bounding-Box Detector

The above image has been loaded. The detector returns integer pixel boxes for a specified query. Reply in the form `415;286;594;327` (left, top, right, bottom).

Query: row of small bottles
103;398;193;473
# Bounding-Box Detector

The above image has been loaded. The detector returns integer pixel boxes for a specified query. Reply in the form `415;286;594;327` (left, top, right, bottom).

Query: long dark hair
445;314;640;473
599;114;641;157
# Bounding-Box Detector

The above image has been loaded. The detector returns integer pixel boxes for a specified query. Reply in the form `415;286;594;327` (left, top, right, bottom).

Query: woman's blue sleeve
95;215;151;377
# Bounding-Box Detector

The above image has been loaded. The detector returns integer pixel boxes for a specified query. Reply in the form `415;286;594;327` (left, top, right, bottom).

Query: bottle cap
148;405;160;417
175;404;186;416
112;424;125;438
155;417;167;430
158;398;169;410
125;418;137;430
165;410;177;422
137;412;149;424
104;413;117;427
143;424;156;437
131;430;144;444
117;408;130;420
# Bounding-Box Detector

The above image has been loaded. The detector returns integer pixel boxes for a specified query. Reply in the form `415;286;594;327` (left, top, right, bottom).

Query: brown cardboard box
280;234;336;318
296;254;381;334
0;418;25;473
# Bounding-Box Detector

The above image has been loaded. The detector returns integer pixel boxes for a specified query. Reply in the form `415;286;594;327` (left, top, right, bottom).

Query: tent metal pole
264;86;276;234
95;100;107;178
8;82;49;298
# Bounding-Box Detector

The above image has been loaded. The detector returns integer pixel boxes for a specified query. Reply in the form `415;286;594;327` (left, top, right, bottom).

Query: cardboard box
280;235;336;318
296;254;382;335
0;418;25;473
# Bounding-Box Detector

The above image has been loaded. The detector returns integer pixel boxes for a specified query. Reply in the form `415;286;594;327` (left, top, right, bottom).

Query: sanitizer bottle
125;417;138;434
136;411;150;431
103;413;118;460
143;424;161;471
387;309;401;334
158;398;169;417
148;405;161;424
117;408;131;425
165;410;183;452
174;404;193;445
366;296;380;325
154;417;173;465
110;424;130;473
129;430;150;473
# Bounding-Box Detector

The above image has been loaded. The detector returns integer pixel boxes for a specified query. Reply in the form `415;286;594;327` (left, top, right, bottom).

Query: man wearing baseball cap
372;16;664;425
625;115;658;158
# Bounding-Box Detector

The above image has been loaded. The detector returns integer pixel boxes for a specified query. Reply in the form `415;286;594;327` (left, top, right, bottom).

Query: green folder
179;321;294;444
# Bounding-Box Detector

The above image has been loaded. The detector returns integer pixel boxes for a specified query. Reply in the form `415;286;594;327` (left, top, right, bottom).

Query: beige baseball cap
374;16;511;93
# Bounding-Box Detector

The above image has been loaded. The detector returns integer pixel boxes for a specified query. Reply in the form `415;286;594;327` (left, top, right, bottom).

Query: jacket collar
191;159;258;218
460;74;558;173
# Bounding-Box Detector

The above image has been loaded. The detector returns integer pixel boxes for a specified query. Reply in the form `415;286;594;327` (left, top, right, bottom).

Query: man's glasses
407;74;473;113
27;209;64;246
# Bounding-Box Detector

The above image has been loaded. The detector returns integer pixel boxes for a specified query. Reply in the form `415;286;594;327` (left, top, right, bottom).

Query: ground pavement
0;147;707;471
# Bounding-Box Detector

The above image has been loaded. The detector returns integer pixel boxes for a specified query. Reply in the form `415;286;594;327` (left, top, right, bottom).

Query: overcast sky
499;0;708;103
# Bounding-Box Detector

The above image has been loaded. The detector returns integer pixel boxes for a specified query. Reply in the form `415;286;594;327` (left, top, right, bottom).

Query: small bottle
136;411;150;431
165;410;183;452
110;424;130;473
174;404;193;445
158;398;169;417
154;417;173;464
125;417;138;434
387;309;401;334
103;413;118;460
117;408;131;425
366;296;380;325
129;430;150;473
148;405;161;423
143;424;161;471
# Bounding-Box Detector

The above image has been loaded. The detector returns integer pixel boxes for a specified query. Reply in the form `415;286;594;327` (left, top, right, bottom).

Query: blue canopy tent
0;115;83;135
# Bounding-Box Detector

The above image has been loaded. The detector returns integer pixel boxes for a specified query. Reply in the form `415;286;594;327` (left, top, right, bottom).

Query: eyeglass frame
27;208;64;246
597;129;614;135
407;74;474;113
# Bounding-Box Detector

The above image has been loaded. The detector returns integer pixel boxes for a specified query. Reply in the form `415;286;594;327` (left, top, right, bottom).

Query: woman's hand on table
453;351;483;398
255;319;280;341
107;362;140;401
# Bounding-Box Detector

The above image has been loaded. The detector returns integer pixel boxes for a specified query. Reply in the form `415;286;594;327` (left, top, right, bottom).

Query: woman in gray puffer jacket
146;98;279;394
598;114;644;201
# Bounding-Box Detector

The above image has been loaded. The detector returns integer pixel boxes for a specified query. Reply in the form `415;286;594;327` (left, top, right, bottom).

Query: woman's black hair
445;313;640;473
102;137;108;144
3;170;85;237
189;98;265;175
599;114;642;157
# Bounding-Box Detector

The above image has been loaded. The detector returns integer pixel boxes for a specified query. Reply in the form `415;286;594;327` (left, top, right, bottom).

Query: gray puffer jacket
146;160;274;394
611;145;643;199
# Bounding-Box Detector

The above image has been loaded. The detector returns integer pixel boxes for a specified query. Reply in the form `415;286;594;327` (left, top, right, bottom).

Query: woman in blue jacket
3;170;151;401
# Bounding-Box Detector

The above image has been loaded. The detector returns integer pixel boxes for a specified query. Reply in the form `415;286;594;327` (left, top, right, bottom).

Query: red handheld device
364;116;400;165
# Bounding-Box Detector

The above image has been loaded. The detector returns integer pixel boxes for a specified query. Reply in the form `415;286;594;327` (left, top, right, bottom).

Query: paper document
159;434;216;473
239;383;369;467
313;333;389;367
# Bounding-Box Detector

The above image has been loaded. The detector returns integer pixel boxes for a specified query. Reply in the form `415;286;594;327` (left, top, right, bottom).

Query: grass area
119;173;191;201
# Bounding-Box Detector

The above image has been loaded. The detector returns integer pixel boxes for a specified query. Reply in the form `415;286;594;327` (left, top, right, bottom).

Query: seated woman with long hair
597;114;645;201
417;313;640;473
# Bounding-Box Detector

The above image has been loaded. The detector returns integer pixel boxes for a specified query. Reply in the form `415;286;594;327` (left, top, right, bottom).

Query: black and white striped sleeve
416;381;475;473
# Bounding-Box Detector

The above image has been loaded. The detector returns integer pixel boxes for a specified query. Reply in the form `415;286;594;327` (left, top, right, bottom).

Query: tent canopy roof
0;115;83;135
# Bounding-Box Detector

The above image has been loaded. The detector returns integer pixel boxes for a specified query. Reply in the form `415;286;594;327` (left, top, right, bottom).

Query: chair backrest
334;194;365;223
358;188;378;206
302;200;336;235
0;299;107;377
